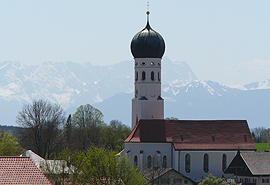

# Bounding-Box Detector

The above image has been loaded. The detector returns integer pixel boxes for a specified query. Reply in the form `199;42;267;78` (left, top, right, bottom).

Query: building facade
225;151;270;185
122;11;256;181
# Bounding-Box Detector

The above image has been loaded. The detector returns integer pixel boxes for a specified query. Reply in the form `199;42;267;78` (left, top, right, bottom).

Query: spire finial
146;1;150;23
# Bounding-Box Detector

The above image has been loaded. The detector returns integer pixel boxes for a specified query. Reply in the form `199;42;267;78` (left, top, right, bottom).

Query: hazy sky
1;0;270;85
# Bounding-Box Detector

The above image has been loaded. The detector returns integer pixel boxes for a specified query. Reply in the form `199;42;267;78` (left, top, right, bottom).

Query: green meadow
255;143;270;152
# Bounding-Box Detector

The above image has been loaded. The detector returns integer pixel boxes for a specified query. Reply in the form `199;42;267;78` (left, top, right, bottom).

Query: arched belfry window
203;154;209;173
163;156;167;168
142;71;146;81
222;154;227;172
147;155;152;168
135;71;138;81
158;72;160;82
151;71;155;81
134;155;138;166
185;154;191;173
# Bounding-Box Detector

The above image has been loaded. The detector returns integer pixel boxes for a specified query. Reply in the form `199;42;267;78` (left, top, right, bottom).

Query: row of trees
12;99;147;184
17;100;131;158
44;147;147;185
251;127;270;143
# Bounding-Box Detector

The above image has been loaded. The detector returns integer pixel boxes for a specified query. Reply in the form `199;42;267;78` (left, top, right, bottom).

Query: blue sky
1;0;270;85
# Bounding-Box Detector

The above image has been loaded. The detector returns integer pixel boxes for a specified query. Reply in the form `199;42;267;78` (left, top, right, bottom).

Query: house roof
125;119;256;151
144;168;195;184
144;168;195;183
0;156;52;185
241;152;270;175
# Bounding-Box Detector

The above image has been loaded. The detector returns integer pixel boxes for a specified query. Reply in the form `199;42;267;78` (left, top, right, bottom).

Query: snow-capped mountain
244;80;270;90
94;80;270;128
1;57;270;128
0;57;196;125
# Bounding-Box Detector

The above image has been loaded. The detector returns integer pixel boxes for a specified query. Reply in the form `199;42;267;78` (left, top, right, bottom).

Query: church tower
130;11;165;129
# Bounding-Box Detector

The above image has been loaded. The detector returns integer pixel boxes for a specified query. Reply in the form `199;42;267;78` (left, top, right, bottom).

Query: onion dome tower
131;11;165;129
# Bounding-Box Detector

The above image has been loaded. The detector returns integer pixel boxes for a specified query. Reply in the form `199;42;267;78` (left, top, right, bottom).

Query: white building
122;11;256;181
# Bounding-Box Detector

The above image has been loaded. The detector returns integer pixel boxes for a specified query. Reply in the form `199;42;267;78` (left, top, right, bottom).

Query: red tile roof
125;119;256;151
0;156;52;185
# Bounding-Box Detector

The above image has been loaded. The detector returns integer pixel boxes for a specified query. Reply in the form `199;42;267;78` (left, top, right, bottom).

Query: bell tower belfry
130;11;165;129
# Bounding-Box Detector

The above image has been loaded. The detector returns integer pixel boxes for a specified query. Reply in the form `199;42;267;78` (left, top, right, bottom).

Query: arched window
163;156;167;168
147;155;152;168
142;71;146;81
203;154;209;173
222;154;227;172
135;71;138;81
151;71;154;81
134;155;138;166
185;154;191;173
158;72;160;82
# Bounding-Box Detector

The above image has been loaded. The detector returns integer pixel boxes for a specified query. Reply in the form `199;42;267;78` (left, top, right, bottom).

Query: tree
198;174;241;185
198;174;226;185
71;104;105;150
144;156;170;185
50;147;147;185
63;114;72;148
165;117;178;120
102;120;131;151
0;131;21;156
16;99;65;158
252;127;270;143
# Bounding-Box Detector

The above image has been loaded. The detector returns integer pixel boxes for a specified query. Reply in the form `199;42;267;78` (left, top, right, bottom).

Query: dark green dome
131;15;165;58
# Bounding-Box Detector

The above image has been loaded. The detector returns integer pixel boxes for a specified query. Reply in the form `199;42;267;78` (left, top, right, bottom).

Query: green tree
261;128;270;143
252;127;270;143
102;120;131;151
77;147;146;185
17;99;65;158
0;131;21;156
71;104;105;150
198;174;225;185
199;174;241;185
46;147;147;185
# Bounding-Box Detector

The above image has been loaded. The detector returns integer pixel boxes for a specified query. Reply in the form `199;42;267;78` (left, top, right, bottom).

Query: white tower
130;11;165;129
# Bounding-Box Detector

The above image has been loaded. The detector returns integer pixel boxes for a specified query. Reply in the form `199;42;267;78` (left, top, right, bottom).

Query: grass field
255;143;270;152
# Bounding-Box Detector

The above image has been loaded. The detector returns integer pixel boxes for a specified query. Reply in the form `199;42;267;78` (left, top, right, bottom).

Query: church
121;11;256;181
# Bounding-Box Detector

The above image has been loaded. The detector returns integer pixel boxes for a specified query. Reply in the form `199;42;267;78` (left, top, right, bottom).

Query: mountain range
0;56;269;128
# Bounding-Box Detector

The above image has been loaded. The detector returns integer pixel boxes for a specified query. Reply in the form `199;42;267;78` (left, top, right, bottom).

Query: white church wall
124;142;172;169
173;149;179;171
178;151;236;181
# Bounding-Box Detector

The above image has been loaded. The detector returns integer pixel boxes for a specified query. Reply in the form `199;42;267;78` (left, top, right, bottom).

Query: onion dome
131;11;165;58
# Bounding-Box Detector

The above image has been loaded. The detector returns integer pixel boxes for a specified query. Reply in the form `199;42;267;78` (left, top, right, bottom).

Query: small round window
141;62;146;66
150;62;155;66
